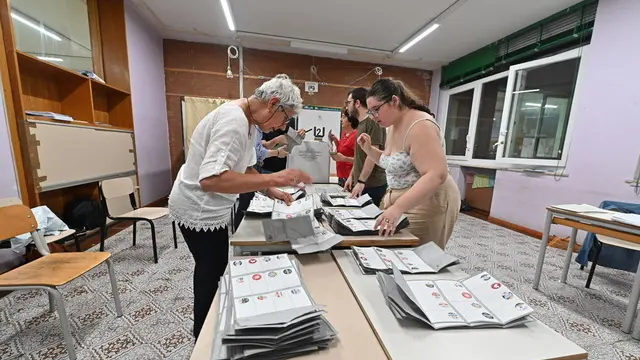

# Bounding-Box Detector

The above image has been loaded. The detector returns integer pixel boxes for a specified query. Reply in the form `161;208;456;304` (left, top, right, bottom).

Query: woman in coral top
329;109;359;187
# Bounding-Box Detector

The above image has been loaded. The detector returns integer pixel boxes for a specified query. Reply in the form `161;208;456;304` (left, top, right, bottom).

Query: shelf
90;79;130;96
91;81;133;129
16;50;87;82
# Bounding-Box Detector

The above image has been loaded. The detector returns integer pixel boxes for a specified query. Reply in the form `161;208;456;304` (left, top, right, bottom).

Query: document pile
325;204;410;235
377;265;534;329
245;194;275;216
320;192;372;207
212;255;337;359
612;213;640;227
352;242;458;275
262;196;343;254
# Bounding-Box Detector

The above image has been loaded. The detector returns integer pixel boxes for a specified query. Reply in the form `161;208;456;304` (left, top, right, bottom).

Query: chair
99;177;177;263
0;201;122;360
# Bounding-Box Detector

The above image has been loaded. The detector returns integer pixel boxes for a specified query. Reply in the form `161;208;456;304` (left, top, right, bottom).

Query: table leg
560;227;579;284
533;210;554;290
625;260;640;335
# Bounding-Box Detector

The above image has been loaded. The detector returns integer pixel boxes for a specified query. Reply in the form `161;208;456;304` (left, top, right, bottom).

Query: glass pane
444;89;474;156
473;77;508;160
11;0;92;72
504;58;580;160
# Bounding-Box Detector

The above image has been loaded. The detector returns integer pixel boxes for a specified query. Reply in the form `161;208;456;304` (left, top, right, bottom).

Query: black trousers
234;191;256;231
363;184;388;207
179;224;229;339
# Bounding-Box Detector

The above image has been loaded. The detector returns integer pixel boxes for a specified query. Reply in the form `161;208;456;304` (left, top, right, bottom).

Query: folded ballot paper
377;265;534;330
325;204;410;236
211;255;337;360
262;195;343;254
245;189;307;217
320;192;372;207
352;242;459;275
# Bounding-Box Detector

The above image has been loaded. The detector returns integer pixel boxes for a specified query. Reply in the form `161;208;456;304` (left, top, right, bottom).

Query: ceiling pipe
236;31;393;56
239;45;244;98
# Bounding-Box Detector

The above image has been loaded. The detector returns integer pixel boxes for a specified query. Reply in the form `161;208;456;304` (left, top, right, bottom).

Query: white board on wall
296;106;341;175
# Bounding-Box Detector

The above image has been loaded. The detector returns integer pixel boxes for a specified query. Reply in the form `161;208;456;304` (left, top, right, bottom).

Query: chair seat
44;229;77;244
597;235;640;251
115;207;169;221
0;252;111;287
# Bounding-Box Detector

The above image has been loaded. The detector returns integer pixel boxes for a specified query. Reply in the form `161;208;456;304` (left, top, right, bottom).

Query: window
11;0;93;72
438;47;584;168
444;89;474;157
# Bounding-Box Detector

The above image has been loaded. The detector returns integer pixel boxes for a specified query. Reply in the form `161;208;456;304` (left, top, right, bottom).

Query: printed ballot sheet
321;192;372;207
246;193;275;214
329;204;382;220
352;242;459;274
383;265;533;329
271;196;315;220
229;255;314;320
290;218;343;254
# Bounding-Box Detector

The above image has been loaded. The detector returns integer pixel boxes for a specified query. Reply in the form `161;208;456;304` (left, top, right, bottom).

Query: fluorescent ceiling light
11;13;61;41
37;56;63;62
220;0;235;31
525;102;558;108
513;89;540;94
290;41;348;54
398;23;439;53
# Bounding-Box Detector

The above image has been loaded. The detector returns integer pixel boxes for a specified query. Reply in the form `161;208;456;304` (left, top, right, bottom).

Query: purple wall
0;78;20;200
491;0;640;237
125;1;171;206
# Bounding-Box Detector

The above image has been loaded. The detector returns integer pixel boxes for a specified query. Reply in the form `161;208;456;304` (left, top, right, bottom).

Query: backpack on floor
63;199;106;231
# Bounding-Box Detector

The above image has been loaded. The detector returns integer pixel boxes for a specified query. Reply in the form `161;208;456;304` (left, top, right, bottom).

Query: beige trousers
381;175;461;249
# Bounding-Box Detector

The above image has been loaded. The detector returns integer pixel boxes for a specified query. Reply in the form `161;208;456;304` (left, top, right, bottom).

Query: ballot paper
212;256;337;360
329;213;410;236
245;194;275;215
320;192;372;207
262;196;343;254
328;204;383;221
377;265;534;330
352;242;459;274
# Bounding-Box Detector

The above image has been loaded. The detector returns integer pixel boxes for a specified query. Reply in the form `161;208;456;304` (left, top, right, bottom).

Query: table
190;253;388;360
532;206;640;335
231;183;419;256
333;250;588;360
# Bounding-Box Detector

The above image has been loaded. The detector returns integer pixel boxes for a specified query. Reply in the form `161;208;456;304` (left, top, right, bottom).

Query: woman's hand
330;152;347;162
357;133;372;153
343;177;353;191
275;135;288;145
297;129;307;137
276;148;289;158
266;188;294;205
269;169;312;187
329;131;338;143
350;182;364;198
375;205;403;236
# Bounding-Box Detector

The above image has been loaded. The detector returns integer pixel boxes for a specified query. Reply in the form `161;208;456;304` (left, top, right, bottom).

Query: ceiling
131;0;584;70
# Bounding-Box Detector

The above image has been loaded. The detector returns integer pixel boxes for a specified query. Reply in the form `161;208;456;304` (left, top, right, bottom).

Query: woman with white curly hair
169;74;312;339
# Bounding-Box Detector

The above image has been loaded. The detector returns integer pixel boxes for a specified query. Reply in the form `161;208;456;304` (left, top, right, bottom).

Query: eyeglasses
344;99;353;106
278;105;291;124
366;100;389;117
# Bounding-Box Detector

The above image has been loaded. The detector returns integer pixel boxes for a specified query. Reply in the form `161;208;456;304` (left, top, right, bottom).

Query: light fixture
37;56;63;62
524;102;558;108
290;41;348;55
220;0;235;31
513;89;540;94
398;23;440;53
11;13;61;41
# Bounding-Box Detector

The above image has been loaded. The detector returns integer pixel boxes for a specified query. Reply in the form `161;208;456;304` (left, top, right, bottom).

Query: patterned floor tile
30;342;68;360
154;328;192;357
94;333;141;360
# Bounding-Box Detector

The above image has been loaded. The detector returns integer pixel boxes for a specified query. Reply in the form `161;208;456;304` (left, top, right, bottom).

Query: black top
261;117;297;173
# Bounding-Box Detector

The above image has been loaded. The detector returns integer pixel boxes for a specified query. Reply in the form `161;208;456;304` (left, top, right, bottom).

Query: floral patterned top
379;118;442;190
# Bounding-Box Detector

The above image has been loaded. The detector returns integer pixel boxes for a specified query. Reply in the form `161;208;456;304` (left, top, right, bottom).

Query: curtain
182;97;230;156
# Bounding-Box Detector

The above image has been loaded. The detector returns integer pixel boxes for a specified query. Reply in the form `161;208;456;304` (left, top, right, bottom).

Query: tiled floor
1;215;640;359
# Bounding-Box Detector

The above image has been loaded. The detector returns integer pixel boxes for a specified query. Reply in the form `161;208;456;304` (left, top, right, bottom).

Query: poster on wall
296;106;341;175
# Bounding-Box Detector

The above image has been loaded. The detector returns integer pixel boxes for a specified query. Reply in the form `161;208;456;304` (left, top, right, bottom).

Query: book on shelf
352;242;459;274
377;265;534;330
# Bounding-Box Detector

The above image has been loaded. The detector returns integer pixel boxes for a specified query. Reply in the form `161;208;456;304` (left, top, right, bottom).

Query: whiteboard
296;106;341;175
26;120;137;192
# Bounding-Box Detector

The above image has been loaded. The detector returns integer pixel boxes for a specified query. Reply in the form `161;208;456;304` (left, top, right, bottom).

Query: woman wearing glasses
356;78;460;249
169;74;312;339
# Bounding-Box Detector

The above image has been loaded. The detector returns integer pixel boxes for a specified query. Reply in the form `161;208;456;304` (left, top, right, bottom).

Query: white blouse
169;103;257;231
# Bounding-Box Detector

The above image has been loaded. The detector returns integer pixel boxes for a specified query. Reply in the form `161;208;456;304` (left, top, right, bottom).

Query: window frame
438;47;585;169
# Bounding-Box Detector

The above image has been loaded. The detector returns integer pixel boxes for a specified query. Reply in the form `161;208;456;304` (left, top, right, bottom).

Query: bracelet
357;179;366;184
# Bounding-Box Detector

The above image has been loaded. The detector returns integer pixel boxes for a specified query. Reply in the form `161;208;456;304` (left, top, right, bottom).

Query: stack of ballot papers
245;194;275;216
212;255;338;360
320;192;372;207
351;242;459;274
262;196;343;254
326;204;410;235
377;265;534;330
612;213;640;227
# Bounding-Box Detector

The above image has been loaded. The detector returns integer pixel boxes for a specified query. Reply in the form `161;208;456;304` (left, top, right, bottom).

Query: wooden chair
0;201;122;360
99;177;177;263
